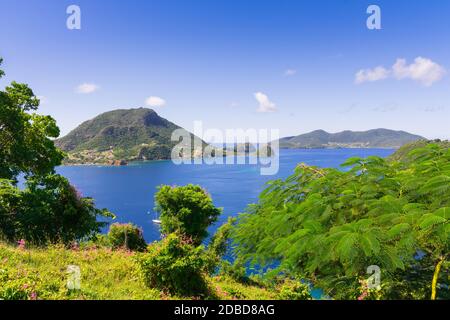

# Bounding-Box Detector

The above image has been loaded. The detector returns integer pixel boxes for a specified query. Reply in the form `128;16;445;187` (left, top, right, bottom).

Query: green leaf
360;232;380;256
384;247;405;271
336;233;357;261
419;214;446;229
419;175;450;195
387;223;411;238
341;157;362;167
434;207;450;220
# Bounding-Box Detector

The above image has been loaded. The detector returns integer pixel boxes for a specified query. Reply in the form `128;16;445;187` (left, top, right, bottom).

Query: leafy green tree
136;233;208;296
154;184;222;245
9;174;112;245
0;58;64;181
137;187;228;296
233;143;449;299
0;58;113;244
0;179;21;241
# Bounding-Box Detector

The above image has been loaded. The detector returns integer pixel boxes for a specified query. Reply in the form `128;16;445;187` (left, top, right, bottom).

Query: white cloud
392;57;446;87
355;66;390;84
145;96;166;108
355;57;446;86
254;92;277;113
284;69;297;76
229;102;239;107
76;83;99;94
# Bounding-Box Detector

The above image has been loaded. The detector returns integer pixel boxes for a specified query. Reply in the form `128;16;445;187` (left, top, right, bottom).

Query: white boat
149;211;161;224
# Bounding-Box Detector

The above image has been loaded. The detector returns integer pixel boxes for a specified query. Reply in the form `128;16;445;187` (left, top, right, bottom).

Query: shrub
277;279;312;300
108;223;147;252
136;233;208;296
219;260;250;284
22;175;113;245
154;184;221;245
0;175;113;245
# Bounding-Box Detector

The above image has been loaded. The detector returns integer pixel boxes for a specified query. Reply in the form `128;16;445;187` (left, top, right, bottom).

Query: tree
136;186;226;296
0;57;112;244
232;143;450;299
4;174;113;245
136;233;208;296
0;58;64;181
154;184;221;245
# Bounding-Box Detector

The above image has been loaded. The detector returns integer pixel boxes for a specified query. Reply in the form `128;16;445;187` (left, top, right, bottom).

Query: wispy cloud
339;103;359;114
76;83;99;94
355;57;446;86
371;103;398;113
254;92;277;113
340;102;399;114
229;102;239;107
355;66;390;84
145;96;166;108
284;69;297;76
424;106;445;113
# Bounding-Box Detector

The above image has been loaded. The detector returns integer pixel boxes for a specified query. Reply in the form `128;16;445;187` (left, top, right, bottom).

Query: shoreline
59;147;396;167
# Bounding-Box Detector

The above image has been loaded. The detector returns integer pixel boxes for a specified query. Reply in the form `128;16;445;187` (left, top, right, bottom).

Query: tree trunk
431;257;444;300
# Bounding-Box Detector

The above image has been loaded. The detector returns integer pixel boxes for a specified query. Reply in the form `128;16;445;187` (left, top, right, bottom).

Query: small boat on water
149;211;162;224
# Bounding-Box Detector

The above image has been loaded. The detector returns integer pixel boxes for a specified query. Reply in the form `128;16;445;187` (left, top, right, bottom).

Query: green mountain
55;108;205;164
278;129;425;149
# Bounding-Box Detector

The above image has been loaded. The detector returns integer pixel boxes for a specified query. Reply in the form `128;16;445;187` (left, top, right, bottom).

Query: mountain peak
55;108;203;164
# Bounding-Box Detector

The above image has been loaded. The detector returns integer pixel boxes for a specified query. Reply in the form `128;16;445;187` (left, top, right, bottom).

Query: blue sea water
56;148;394;243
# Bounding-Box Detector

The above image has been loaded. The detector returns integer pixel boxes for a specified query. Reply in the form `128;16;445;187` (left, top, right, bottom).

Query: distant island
277;129;425;149
55;108;205;165
56;108;426;165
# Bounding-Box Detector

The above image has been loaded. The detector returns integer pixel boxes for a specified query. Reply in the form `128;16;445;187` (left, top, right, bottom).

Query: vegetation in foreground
233;142;450;300
0;242;277;300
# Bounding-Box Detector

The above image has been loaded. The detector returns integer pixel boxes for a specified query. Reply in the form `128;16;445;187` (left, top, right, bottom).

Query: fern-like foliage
232;143;450;299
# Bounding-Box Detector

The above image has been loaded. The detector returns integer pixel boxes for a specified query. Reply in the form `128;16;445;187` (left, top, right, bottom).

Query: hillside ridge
278;128;425;149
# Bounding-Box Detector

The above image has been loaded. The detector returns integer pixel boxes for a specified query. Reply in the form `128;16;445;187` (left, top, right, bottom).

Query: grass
0;242;276;300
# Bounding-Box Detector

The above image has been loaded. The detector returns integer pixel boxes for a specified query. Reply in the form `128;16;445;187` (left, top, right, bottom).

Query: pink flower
71;242;80;251
30;292;37;300
358;291;368;300
17;239;26;250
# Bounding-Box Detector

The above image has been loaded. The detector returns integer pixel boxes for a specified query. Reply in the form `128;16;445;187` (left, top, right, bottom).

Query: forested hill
55;108;205;164
278;129;424;149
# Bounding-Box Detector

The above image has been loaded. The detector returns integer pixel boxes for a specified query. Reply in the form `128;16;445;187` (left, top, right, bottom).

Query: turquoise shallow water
57;148;394;243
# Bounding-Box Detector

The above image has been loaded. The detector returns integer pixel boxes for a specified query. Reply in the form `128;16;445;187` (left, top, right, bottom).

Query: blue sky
0;0;449;140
